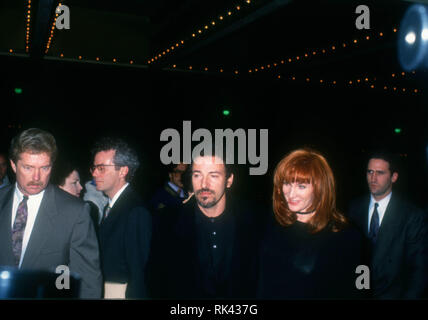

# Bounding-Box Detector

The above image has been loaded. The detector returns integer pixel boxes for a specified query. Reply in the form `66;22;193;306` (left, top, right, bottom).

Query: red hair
272;149;347;233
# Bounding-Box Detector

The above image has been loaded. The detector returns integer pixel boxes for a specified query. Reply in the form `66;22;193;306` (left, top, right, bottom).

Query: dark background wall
1;53;427;212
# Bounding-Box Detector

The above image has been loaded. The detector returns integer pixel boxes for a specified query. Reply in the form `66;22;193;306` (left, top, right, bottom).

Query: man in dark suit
90;137;151;299
348;151;428;299
150;162;188;212
147;154;265;299
0;128;102;298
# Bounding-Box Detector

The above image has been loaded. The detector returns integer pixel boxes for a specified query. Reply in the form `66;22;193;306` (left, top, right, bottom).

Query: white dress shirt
109;183;129;209
11;184;45;268
368;191;392;233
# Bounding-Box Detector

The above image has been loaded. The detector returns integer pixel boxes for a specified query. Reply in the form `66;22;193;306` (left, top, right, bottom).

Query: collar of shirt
108;182;129;208
168;181;185;198
368;191;392;229
12;183;46;267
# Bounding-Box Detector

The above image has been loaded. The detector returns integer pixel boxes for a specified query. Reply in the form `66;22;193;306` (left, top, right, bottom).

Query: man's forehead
95;149;115;162
17;151;52;164
192;156;225;171
175;163;188;170
368;158;390;170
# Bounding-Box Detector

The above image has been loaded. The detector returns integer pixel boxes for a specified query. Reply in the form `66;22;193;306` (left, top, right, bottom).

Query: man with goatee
147;153;265;299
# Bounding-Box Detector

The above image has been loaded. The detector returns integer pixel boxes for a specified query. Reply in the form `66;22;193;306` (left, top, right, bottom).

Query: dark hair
190;148;234;180
273;148;347;233
91;137;140;182
367;151;399;174
0;152;8;162
9;128;57;164
166;163;181;174
51;159;79;187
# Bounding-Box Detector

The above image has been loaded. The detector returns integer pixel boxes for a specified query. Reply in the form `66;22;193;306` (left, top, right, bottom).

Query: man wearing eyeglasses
150;163;189;212
90;137;151;299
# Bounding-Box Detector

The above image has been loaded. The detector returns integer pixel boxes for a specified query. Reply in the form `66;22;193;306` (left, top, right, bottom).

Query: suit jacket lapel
101;186;131;225
372;195;402;266
21;184;58;268
0;186;16;265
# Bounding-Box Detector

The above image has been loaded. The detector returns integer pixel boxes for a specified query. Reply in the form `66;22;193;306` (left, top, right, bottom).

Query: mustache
195;188;214;196
27;182;43;187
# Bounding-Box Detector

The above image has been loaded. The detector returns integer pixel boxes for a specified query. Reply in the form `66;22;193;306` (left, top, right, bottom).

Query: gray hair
91;137;140;182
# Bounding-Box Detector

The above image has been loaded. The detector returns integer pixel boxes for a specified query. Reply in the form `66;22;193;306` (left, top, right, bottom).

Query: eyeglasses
90;164;119;174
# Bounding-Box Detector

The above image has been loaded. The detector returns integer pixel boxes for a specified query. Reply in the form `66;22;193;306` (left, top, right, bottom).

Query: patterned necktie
12;195;29;267
368;203;380;244
101;204;111;223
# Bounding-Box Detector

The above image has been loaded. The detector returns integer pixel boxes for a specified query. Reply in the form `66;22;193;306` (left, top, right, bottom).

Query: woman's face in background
60;170;83;197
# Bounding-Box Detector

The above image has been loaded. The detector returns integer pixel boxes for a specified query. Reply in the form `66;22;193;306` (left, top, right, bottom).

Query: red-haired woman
258;149;364;299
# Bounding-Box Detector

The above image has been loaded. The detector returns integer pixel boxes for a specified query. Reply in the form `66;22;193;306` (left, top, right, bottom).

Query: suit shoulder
0;184;13;194
54;186;85;205
0;185;13;199
52;186;88;217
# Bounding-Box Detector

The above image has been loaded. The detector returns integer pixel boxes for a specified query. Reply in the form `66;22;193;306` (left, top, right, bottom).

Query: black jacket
348;193;428;299
98;185;152;298
146;197;266;299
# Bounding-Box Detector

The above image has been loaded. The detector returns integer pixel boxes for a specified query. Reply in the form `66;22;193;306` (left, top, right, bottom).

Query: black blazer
146;198;266;299
0;184;102;298
348;193;428;299
98;185;152;299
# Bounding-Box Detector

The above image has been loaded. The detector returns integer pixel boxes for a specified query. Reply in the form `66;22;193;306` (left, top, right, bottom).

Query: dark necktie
101;204;111;223
368;203;380;243
12;195;29;267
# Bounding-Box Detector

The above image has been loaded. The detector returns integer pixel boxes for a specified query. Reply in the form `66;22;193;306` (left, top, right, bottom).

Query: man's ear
10;160;16;174
226;173;234;188
119;166;129;180
391;172;398;183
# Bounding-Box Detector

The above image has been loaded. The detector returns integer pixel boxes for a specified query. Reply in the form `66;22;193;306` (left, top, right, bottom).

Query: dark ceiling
0;0;415;72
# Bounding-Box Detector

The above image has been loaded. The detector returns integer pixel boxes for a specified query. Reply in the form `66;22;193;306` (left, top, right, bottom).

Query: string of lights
147;0;253;65
165;27;399;76
45;2;62;54
57;53;137;65
247;28;397;74
165;61;419;94
273;72;419;94
25;0;32;53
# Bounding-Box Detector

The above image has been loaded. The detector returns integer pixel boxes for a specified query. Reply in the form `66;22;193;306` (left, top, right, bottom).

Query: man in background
91;137;152;299
150;162;188;212
348;151;428;299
